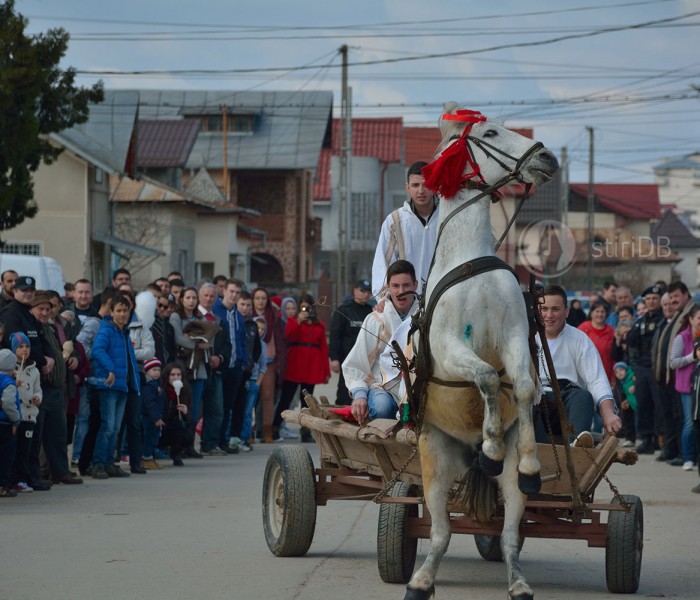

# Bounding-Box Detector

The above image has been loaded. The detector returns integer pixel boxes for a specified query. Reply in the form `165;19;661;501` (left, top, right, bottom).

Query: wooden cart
262;395;643;594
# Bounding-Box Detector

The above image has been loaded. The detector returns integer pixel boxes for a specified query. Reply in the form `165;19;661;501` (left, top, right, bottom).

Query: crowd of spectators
0;266;341;497
565;280;700;493
2;262;699;497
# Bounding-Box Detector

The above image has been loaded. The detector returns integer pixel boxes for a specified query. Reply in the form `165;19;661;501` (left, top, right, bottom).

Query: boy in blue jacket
141;358;164;470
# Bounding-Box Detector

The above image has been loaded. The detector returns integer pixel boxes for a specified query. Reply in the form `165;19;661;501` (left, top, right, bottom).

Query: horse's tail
453;464;499;523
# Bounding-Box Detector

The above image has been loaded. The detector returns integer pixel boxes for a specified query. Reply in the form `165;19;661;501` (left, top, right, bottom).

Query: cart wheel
606;494;643;594
474;534;524;562
377;481;419;583
262;445;317;557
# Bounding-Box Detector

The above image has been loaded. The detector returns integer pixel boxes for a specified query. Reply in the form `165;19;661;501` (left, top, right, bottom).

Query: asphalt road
3;379;699;600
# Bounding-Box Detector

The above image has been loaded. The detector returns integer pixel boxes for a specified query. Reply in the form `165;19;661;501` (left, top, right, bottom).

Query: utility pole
586;127;595;291
337;45;351;305
222;105;229;201
560;146;568;226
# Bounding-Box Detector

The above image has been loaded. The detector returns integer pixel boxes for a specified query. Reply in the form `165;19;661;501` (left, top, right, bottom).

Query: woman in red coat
578;300;616;382
273;294;330;442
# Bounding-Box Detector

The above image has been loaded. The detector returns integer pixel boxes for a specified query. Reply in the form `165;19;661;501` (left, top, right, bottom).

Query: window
202;114;254;133
196;261;214;280
350;192;377;241
1;242;42;256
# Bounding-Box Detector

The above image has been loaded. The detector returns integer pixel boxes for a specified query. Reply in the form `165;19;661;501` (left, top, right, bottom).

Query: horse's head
424;103;559;199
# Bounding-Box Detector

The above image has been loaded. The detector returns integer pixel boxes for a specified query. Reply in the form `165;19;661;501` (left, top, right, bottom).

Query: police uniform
625;286;665;453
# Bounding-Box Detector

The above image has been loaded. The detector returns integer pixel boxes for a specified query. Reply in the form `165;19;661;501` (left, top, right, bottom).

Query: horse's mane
435;101;465;157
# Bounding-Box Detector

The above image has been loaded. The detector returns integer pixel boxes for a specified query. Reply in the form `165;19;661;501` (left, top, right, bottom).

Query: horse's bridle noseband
466;135;545;184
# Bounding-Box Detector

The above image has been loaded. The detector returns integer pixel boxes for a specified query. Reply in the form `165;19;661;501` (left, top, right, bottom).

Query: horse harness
398;257;522;432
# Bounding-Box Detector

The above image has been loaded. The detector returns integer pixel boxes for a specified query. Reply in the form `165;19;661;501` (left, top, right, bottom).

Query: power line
25;0;679;31
74;11;700;76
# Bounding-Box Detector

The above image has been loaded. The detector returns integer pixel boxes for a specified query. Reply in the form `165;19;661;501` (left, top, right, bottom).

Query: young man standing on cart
343;261;419;426
536;285;622;445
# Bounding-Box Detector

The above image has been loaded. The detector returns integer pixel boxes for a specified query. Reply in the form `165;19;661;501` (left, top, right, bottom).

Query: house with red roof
534;183;678;290
313;117;406;289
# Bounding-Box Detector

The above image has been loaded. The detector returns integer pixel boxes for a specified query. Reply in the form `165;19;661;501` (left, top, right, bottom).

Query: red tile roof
314;120;534;201
570;183;660;220
137;119;201;168
315;118;404;201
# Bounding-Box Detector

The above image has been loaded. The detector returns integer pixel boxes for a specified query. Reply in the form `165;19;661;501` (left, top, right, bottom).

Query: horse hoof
404;585;435;600
479;451;504;477
518;470;542;495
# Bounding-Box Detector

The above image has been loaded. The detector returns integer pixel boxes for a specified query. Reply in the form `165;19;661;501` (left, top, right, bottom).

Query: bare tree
114;205;167;278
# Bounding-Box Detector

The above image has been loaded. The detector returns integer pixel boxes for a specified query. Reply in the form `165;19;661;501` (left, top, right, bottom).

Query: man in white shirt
371;162;438;298
536;285;622;443
343;260;419;425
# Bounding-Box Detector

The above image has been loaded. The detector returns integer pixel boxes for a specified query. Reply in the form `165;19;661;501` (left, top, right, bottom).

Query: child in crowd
159;363;194;466
141;358;164;470
0;348;21;497
240;318;267;451
9;333;42;493
613;361;637;447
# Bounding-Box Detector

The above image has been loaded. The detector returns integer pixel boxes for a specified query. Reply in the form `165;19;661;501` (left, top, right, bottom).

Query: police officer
626;285;665;454
329;279;373;405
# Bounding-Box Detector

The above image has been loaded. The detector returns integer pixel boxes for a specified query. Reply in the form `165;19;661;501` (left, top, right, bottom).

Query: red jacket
283;317;330;384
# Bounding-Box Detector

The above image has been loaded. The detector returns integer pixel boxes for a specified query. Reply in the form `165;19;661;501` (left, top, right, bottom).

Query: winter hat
9;332;30;352
0;348;18;372
143;357;162;373
613;361;628;372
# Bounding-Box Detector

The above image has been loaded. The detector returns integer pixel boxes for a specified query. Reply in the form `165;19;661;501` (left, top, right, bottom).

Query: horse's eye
483;129;497;138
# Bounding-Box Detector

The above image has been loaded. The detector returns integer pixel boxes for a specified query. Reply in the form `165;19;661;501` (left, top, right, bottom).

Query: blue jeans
142;416;161;459
71;386;90;461
367;388;398;420
535;385;595;443
241;379;260;442
680;393;695;462
93;389;127;467
201;373;223;451
189;379;205;423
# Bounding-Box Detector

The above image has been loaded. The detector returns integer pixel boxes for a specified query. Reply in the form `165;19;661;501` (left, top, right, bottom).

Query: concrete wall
5;150;89;284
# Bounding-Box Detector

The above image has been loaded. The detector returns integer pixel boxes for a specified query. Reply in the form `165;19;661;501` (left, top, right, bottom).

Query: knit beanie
613;361;628;372
0;348;18;372
144;357;162;373
9;332;30;353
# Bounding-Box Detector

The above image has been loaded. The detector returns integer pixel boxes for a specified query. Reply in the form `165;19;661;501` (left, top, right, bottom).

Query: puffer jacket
0;373;21;425
128;315;156;371
91;316;141;394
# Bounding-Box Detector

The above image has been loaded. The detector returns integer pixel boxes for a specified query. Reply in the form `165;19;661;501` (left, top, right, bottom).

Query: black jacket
0;299;51;369
329;300;373;362
242;317;262;374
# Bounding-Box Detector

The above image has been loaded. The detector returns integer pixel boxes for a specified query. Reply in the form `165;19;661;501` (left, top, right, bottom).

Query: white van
0;254;66;295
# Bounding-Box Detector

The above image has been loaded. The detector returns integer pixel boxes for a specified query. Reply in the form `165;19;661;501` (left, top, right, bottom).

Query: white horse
404;104;559;600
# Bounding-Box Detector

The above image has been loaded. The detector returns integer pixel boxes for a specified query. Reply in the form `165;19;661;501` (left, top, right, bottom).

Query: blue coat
91;316;141;394
141;378;163;421
212;297;249;368
0;373;20;425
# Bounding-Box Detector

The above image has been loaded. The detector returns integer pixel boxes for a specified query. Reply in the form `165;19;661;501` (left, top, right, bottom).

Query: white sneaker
12;482;33;493
228;436;242;448
621;440;635;448
571;431;594;449
682;461;694;471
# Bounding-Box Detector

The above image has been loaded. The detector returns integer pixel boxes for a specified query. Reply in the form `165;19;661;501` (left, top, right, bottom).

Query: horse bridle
464;134;545;185
425;134;544;283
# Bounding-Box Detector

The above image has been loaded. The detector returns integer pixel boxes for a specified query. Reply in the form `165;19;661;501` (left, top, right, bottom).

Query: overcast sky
18;0;700;185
